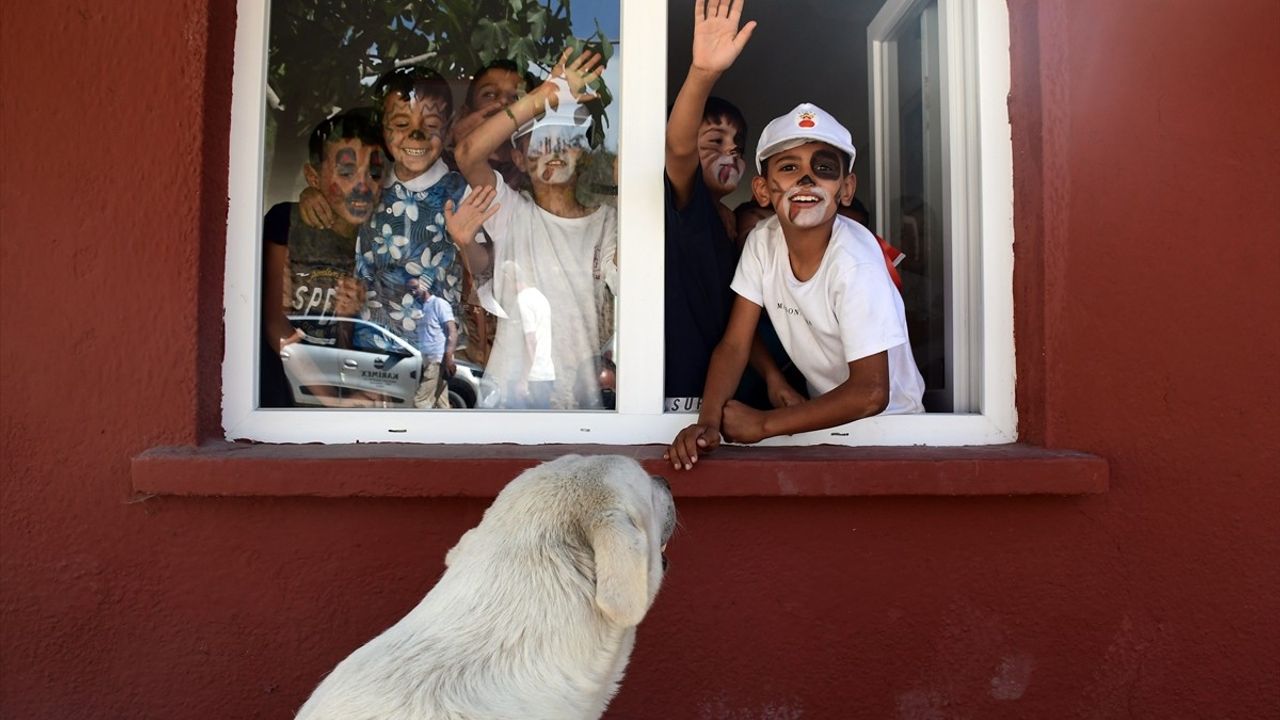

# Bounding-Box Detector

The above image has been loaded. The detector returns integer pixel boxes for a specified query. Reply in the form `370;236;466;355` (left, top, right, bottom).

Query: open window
222;0;1013;445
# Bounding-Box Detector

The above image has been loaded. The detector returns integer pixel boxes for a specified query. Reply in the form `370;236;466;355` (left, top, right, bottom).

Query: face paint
698;119;745;194
780;184;831;228
761;142;850;229
523;126;588;186
809;149;845;181
382;92;450;179
317;140;383;229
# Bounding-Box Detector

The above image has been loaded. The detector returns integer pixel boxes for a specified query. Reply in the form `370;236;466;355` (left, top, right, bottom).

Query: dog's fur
295;455;675;720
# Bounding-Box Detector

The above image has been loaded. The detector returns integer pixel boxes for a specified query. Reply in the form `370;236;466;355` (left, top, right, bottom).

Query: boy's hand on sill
665;421;722;471
298;187;333;229
721;400;768;444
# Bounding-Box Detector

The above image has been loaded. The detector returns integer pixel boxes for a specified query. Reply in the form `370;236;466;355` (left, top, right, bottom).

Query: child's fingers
727;0;744;22
734;20;757;50
481;203;500;222
710;0;724;19
694;0;706;22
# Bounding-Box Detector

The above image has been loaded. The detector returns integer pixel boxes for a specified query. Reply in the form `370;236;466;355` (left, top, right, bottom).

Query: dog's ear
445;528;478;568
590;509;651;627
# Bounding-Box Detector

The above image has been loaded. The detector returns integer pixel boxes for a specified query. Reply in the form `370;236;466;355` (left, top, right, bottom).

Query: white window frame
221;0;1015;446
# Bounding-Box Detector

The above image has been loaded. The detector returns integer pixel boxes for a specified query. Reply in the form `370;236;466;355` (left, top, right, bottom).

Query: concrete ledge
132;442;1108;498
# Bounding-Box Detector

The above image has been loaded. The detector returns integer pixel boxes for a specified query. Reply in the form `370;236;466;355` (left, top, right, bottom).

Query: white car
279;316;484;409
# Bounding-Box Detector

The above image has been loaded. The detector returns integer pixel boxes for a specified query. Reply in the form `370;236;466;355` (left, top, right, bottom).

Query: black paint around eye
811;150;844;181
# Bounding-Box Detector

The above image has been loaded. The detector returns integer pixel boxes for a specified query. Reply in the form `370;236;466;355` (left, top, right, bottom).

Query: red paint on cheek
325;182;345;205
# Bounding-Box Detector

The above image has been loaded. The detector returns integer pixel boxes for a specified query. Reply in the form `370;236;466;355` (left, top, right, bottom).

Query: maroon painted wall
2;1;1277;718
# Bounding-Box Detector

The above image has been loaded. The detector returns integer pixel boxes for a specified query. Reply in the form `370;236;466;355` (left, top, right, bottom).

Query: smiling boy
349;67;481;354
454;48;618;409
666;103;925;469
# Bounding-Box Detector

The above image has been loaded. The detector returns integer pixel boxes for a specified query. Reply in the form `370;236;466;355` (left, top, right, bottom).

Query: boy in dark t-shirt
664;0;757;410
259;110;385;407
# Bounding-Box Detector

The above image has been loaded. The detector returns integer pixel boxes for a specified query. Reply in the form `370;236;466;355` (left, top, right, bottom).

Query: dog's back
295;455;674;720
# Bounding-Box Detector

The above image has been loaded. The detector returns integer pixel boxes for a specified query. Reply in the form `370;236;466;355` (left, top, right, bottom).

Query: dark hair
307;108;383;167
373;66;454;122
703;96;747;153
464;59;539;109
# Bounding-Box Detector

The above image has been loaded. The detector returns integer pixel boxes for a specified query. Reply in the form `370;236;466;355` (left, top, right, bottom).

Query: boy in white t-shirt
454;48;618;409
667;102;925;470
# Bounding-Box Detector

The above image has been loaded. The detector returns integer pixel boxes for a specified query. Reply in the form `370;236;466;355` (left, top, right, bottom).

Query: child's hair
373;66;455;121
307;108;383;167
464;59;539;110
703;96;747;153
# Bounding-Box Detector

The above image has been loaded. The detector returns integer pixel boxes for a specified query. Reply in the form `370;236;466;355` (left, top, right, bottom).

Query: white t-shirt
478;175;618;407
731;215;926;415
517;286;555;381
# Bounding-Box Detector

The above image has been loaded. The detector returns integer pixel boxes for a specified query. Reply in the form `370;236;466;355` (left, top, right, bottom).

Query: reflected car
279;315;484;409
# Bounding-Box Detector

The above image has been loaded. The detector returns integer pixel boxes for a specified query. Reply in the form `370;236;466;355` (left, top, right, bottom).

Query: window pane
892;2;950;411
663;0;933;417
259;0;620;411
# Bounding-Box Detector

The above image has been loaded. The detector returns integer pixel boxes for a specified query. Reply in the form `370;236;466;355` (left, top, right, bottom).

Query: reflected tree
266;0;612;204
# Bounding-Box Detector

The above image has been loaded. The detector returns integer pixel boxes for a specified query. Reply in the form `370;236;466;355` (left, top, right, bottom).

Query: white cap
755;102;857;174
513;76;591;141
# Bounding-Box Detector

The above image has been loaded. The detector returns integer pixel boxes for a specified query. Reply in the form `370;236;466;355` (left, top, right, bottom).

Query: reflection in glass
257;0;619;411
891;2;948;411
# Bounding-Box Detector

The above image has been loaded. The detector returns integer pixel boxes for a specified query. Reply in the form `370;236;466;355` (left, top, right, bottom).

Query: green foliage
267;0;615;147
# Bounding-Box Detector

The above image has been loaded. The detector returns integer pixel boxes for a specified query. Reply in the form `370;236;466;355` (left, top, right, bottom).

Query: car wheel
447;379;475;409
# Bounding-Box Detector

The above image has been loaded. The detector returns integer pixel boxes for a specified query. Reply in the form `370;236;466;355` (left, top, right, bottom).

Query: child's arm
442;317;458;378
262;243;303;351
720;352;891;443
666;0;756;208
748;336;805;408
297;187;334;229
444;186;500;276
454;47;602;189
665;294;761;470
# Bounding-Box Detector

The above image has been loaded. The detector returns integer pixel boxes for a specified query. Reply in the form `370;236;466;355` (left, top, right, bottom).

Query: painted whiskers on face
780;183;831;228
713;155;743;189
757;145;851;230
524;130;587;186
383;94;450;180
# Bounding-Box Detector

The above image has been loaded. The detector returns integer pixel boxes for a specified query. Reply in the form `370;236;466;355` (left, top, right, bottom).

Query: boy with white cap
666;102;925;469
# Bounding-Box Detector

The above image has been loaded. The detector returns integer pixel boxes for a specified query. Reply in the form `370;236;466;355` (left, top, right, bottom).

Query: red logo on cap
797;111;816;129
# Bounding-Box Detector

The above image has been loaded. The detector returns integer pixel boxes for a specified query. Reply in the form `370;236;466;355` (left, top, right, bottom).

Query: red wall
2;1;1278;718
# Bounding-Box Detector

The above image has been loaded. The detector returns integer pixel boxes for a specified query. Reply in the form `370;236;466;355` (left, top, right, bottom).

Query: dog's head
447;455;675;628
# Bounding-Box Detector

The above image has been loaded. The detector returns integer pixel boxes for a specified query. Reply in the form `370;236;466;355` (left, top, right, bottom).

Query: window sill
131;442;1107;498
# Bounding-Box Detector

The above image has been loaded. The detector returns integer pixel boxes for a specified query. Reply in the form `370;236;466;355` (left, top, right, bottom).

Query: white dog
296;454;676;720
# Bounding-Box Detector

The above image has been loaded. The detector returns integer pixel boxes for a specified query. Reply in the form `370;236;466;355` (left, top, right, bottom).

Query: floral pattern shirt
354;161;468;349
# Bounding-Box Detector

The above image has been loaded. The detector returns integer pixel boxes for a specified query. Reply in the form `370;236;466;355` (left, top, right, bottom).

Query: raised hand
691;0;757;75
549;47;604;103
443;186;501;247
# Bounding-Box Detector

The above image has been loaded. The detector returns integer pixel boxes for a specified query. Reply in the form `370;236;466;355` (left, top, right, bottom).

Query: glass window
223;0;1015;445
258;0;621;411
